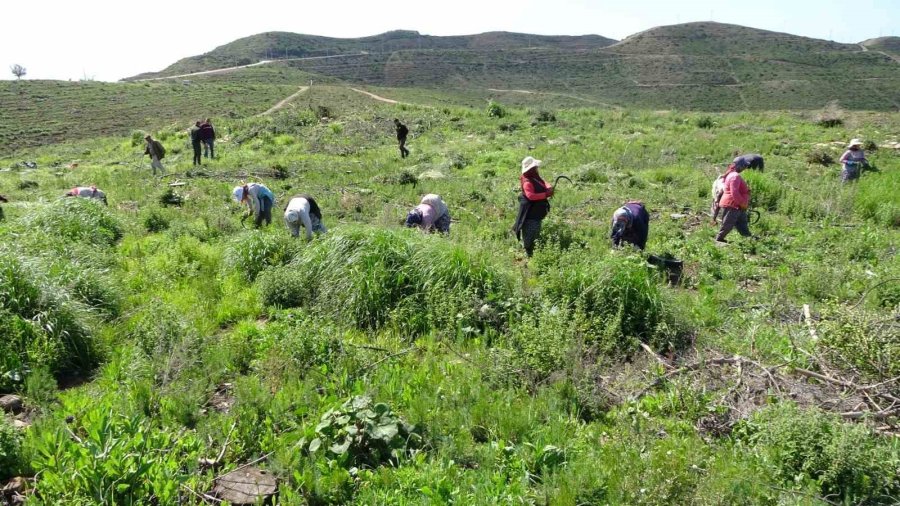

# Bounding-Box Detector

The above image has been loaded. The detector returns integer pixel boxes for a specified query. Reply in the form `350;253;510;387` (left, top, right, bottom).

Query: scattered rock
418;170;446;180
0;395;23;415
11;420;30;430
211;466;277;505
208;383;234;414
17;161;37;169
670;213;687;219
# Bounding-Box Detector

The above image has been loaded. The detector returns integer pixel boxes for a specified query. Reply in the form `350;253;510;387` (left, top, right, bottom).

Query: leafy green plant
816;306;899;380
736;403;900;503
696;116;715;129
28;408;200;504
487;100;506;118
0;418;23;480
308;396;421;468
223;231;301;282
142;209;170;233
806;149;834;166
26;198;122;246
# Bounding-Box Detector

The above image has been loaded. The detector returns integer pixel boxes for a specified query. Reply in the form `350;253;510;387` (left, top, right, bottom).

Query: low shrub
26;198;122;246
806;150;834;166
256;265;313;309
0;418;23;480
251;310;343;376
0;254;98;387
143;209;170;233
274;227;512;334
487;100;506;118
536;251;688;354
742;171;784;211
499;299;583;381
736;403;900;503
306;396;421;468
696;116;715;129
126;302;193;357
223;231;301;282
816;117;843;128
533;110;557;123
817;306;899;380
27;407;201;504
158;188;183;207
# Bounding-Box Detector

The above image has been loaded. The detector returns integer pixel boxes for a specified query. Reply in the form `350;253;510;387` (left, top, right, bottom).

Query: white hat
285;209;300;223
232;186;245;202
848;138;863;148
521;156;541;174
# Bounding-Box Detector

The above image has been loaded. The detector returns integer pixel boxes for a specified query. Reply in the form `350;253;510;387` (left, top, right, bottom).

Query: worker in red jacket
714;157;752;243
512;156;554;256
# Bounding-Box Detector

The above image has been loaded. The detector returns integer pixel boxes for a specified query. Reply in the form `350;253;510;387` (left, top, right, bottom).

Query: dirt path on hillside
350;88;403;104
134;53;365;82
258;86;309;116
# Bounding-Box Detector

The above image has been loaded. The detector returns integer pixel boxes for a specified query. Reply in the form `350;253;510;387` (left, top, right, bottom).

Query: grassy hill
862;36;900;58
0;86;898;504
130;30;618;79
0;66;325;154
128;22;900;112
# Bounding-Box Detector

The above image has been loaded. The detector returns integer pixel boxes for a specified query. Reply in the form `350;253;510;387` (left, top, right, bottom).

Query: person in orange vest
714;158;752;243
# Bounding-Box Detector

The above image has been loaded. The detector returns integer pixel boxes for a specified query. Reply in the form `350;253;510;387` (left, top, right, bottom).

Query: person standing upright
200;118;216;159
190;121;202;166
513;156;553;257
394;119;410;159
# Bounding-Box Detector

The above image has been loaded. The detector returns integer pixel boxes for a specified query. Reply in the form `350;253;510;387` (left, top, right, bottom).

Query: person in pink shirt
405;194;450;233
714;158;752;243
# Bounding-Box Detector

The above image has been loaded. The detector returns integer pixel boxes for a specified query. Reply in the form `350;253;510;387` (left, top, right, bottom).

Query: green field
0;85;898;504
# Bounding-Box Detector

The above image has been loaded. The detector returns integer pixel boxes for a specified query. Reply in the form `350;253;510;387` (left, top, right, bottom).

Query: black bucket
647;254;684;285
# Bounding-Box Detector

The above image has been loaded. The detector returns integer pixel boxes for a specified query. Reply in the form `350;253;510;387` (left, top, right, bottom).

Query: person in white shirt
284;194;327;240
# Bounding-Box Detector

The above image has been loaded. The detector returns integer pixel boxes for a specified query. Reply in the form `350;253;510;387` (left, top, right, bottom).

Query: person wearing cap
284;194;327;240
233;183;276;228
143;135;165;175
394;119;410;159
405;194;451;234
611;201;650;250
732;153;764;172
714;158;752;243
839;139;868;182
512;156;554;256
65;186;107;205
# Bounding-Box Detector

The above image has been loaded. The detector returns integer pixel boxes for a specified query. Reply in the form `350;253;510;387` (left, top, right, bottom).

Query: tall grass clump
742;171;784;211
223;230;302;282
536;251;687;354
258;227;512;334
0;253;98;389
26;198;122;246
855;171;900;227
736;403;900;504
0;418;23;480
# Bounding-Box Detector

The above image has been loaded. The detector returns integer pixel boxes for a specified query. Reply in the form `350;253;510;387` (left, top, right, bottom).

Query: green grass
0;86;898;504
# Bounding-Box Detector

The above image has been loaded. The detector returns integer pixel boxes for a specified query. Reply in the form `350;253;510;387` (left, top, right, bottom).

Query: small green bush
487;100;506;118
223;231;301;282
126;302;192;357
0;418;23;480
696;116;715;129
806;150;834;166
736;403;900;503
143;209;170;233
742;171;784;211
251;311;342;374
307;396;421;468
257;265;313;309
27;198;122;246
816;118;843;128
817;306;899;380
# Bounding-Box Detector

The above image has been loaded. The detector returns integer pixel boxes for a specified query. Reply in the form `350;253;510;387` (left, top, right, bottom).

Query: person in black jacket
610;201;650;250
190;121;202;166
200;119;216;159
394;119;410;158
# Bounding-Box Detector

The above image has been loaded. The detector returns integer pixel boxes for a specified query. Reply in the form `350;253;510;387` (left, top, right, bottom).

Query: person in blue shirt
232;183;275;228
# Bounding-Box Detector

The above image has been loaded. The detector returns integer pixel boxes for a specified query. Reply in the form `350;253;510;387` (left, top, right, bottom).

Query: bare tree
10;64;26;80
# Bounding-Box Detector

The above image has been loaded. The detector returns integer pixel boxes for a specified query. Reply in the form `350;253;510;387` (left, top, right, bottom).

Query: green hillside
129;22;900;112
861;36;900;58
131;30;618;79
0;67;324;154
0;86;898;504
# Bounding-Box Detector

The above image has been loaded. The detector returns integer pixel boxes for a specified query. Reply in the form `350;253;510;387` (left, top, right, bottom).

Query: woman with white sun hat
512;156;554;257
839;138;869;183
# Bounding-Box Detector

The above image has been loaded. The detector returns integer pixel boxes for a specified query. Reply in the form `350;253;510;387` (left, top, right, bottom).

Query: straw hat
521;156;541;174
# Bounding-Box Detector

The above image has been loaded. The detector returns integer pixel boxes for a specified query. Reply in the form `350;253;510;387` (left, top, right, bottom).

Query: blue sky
2;0;897;81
